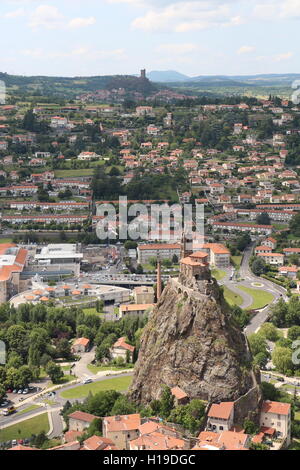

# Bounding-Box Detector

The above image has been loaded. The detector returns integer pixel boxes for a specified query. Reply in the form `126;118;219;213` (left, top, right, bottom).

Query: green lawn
237;286;274;310
223;286;243;307
17;405;41;416
0;238;13;244
54;168;94;178
60;375;133;399
212;269;226;281
82;308;103;316
87;364;133;374
0;413;50;442
231;256;242;268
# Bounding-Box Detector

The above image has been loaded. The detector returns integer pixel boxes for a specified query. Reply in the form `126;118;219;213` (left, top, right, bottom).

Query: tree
270;298;289;327
0;384;6;403
253;352;269;368
55;338;71;359
290;213;300;238
160;386;174;419
111;396;136;416
252;258;266;276
46;362;64;384
248;333;268;357
272;346;294;375
168;400;206;434
260;382;279;401
243;419;258;435
86;390;121;417
259;323;280;342
256;213;271;225
288;326;300;341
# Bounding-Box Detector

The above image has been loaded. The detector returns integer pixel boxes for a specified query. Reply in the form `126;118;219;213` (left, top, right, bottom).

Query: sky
0;0;299;77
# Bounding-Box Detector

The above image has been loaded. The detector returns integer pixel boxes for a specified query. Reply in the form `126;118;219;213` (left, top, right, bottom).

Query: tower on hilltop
140;69;146;79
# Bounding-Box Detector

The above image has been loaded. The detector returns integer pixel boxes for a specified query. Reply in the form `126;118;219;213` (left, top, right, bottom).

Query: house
263;237;277;250
130;431;187;451
260;401;291;445
256;253;284;266
68;411;100;432
198;243;231;269
78;151;100;161
283;248;300;258
71;337;90;354
133;286;155;304
171;387;189;406
206;402;234;433
82;435;118;451
119;304;154;319
103;414;141;450
110;337;135;362
279;265;299;279
255;246;273;255
195;430;250;451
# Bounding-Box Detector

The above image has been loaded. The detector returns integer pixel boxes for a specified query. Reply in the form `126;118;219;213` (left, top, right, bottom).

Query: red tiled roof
68;411;99;423
261;401;290;416
208;402;234;420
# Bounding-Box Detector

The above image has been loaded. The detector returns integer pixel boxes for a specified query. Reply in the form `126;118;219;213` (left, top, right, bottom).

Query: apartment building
137;243;180;264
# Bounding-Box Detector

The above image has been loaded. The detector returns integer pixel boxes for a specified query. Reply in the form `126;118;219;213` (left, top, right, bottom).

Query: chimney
157;257;162;301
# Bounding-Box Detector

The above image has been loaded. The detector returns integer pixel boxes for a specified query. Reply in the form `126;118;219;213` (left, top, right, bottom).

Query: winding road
218;242;288;336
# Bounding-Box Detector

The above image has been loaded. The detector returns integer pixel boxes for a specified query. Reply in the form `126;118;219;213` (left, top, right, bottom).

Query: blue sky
0;0;299;76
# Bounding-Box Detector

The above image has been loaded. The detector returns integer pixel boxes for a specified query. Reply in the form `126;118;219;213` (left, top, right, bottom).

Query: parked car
23;389;29;394
82;378;93;384
11;440;17;446
17;389;23;394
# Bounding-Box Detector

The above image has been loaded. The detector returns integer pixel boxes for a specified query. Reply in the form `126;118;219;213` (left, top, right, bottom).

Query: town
1;66;300;453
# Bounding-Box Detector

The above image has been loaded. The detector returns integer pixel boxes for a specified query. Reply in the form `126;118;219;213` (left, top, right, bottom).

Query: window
219;426;224;431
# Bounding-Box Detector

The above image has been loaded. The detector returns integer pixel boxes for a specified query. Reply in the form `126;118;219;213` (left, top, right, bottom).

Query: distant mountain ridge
146;70;300;86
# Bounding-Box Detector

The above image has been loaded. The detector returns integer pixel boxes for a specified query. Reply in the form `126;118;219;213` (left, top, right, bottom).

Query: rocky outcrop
129;274;260;409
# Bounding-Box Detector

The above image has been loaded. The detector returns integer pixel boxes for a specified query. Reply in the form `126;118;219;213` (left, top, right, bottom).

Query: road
241;243;288;336
73;347;96;380
218;242;288;336
0;371;134;441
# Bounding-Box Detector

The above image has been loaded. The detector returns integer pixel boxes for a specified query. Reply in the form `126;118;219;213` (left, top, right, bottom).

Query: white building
137;243;180;264
78;151;101;161
206;402;234;433
260;401;291;445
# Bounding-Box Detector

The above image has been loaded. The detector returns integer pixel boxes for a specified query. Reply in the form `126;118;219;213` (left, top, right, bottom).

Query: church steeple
180;231;193;259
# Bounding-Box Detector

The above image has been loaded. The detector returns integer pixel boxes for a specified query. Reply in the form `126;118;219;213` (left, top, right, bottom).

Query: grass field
82;308;103;316
0;413;50;442
17;405;41;416
231;256;242;268
60;375;133;399
87;364;133;374
212;269;226;281
223;286;243;307
237;286;274;310
0;238;13;244
54;169;94;178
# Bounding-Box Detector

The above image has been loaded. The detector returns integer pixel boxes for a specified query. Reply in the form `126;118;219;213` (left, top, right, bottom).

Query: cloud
29;5;64;29
273;51;293;61
68;17;96;29
254;0;300;19
4;8;25;18
131;1;244;33
237;45;255;55
28;4;96;30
